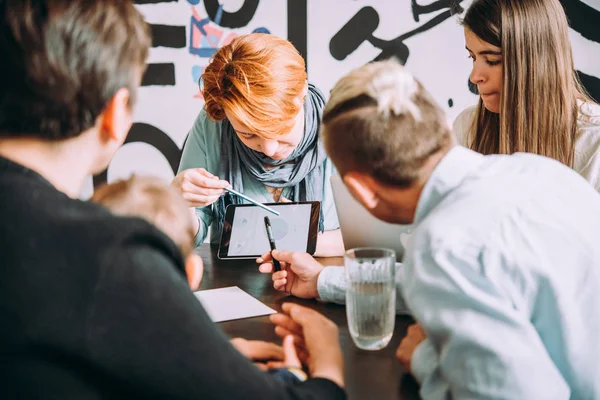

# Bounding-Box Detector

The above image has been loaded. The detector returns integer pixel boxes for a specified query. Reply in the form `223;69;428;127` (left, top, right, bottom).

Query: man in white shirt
258;60;600;399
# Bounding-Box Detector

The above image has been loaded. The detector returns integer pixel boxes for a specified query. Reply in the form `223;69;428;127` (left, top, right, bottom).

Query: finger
270;250;296;263
258;263;274;273
282;302;314;320
270;313;304;337
258;252;273;263
181;192;218;203
254;362;268;371
181;176;227;194
274;326;299;340
181;183;225;196
279;197;292;203
187;170;230;189
265;361;286;369
274;278;287;291
283;303;333;330
283;335;302;368
272;270;287;281
234;340;284;361
192;168;217;180
274;329;307;352
230;337;246;349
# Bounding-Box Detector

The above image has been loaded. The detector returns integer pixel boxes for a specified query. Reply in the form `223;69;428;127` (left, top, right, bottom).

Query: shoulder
0;189;186;297
574;101;600;164
577;101;600;136
189;108;222;143
180;109;223;172
76;201;184;266
452;105;478;147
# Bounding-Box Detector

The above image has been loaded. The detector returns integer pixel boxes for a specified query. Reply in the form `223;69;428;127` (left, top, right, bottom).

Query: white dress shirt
405;146;600;399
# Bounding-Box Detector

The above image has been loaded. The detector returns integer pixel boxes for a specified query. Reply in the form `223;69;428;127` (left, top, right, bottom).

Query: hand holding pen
264;216;281;272
172;168;229;208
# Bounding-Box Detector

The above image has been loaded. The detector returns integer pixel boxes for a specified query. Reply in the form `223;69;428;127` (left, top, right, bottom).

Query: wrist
311;365;344;388
311;268;324;299
410;338;436;384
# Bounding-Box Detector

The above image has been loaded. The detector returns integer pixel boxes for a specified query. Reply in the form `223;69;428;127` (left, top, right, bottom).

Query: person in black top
0;1;345;399
91;175;310;384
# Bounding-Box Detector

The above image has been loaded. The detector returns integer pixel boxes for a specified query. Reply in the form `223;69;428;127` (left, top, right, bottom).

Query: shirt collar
413;146;485;224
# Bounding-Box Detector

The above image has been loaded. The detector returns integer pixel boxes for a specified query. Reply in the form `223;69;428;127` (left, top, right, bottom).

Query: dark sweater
0;156;345;400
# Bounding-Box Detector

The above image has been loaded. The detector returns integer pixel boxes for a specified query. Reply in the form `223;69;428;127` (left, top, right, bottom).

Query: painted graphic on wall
84;0;600;197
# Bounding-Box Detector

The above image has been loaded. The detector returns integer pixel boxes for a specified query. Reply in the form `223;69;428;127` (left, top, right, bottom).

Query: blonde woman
455;0;600;190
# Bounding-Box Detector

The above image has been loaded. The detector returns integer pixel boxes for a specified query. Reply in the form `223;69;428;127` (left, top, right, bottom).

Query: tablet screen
227;203;312;256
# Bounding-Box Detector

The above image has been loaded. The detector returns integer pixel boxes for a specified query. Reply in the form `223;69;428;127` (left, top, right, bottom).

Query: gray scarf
215;83;327;236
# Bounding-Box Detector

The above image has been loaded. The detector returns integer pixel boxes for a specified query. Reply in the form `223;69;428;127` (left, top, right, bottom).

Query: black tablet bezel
217;201;320;260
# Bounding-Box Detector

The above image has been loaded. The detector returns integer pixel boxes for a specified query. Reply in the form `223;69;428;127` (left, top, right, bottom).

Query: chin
483;102;500;114
370;210;396;224
269;149;292;161
372;209;414;225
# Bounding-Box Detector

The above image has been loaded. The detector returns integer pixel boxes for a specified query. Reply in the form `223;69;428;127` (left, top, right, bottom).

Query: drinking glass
345;248;396;350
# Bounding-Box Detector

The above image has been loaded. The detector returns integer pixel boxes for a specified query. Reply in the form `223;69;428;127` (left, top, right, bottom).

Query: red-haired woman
172;33;343;256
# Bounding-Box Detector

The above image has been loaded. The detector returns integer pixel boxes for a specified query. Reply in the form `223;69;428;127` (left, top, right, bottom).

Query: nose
470;62;486;85
261;138;279;157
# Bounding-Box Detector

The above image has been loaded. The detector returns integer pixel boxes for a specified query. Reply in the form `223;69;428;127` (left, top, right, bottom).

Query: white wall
81;0;600;197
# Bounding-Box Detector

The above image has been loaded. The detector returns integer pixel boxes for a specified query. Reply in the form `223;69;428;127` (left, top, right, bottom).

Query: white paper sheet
194;286;276;323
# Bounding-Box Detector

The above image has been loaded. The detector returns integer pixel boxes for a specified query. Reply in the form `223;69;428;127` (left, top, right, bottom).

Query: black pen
263;216;281;272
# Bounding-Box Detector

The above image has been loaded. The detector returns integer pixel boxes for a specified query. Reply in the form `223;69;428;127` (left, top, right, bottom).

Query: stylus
264;216;282;272
224;187;280;216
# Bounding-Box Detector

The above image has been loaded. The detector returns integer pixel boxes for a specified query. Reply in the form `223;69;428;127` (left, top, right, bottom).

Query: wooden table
196;244;420;400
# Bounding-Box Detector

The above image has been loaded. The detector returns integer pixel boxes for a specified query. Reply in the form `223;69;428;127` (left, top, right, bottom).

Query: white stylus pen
224;187;280;216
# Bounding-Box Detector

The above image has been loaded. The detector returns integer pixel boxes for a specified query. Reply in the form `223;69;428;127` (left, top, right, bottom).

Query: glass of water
345;248;396;351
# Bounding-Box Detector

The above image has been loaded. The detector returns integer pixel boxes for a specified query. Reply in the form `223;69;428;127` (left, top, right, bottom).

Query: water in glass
345;248;396;350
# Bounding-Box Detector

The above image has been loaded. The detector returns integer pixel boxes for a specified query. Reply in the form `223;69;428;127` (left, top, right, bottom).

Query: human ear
99;88;132;145
343;172;380;210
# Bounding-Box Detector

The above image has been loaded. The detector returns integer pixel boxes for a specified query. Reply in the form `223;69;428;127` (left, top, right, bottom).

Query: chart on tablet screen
228;204;311;256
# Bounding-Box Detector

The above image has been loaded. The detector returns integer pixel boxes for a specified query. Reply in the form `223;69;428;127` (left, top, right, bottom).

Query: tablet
218;201;320;260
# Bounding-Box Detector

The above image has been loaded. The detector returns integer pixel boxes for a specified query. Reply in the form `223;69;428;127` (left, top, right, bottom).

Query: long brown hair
463;0;592;167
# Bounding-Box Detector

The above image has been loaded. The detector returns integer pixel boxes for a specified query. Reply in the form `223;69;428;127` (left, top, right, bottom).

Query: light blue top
178;110;339;246
404;146;600;399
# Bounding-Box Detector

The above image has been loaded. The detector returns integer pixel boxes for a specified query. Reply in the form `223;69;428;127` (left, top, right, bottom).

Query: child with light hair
92;175;203;289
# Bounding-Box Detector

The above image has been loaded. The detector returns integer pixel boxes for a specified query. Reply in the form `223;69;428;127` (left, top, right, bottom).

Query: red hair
202;33;307;137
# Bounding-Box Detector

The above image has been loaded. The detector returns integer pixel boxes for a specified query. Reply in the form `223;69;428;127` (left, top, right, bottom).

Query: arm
313;159;344;257
85;241;345;400
575;103;600;192
575;139;600;193
403;245;570;400
314;229;344;257
177;111;221;245
317;264;411;314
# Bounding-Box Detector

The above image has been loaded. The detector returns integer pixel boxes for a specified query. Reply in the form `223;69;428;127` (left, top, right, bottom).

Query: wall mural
82;0;600;197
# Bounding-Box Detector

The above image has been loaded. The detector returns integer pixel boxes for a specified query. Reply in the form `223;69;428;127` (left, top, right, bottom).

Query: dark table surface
196;244;420;400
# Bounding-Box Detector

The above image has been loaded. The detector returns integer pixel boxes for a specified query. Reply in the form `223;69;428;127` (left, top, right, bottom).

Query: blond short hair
91;176;195;257
321;60;453;187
